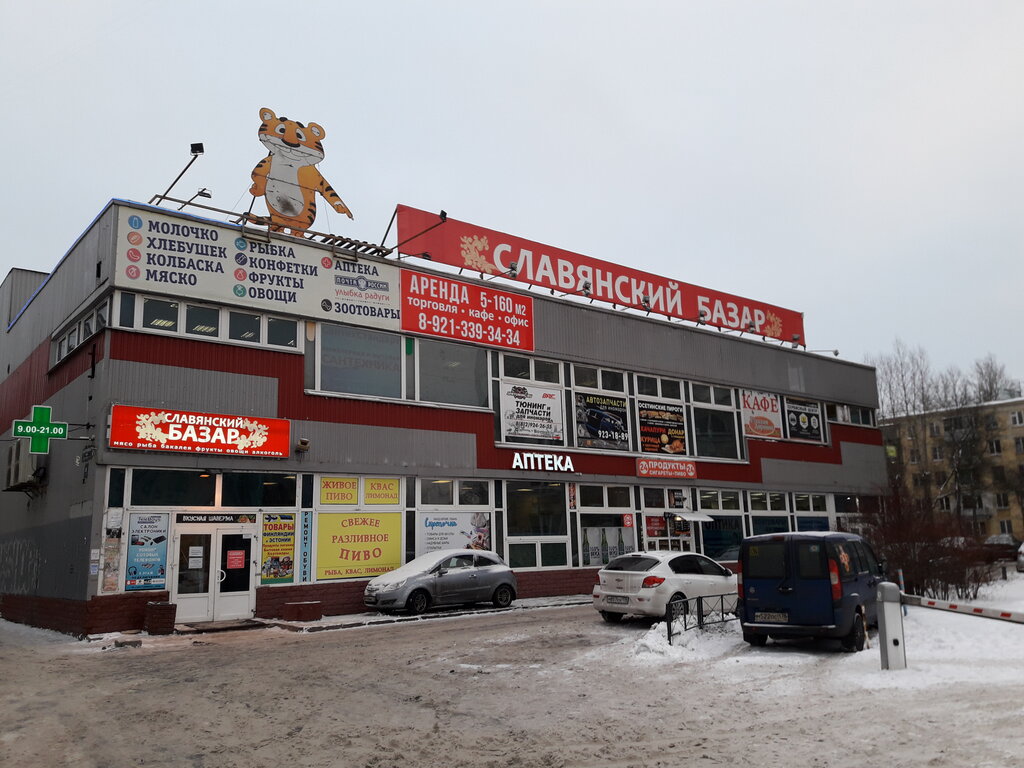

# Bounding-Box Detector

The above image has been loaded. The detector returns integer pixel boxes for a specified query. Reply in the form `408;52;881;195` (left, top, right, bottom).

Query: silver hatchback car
364;549;517;614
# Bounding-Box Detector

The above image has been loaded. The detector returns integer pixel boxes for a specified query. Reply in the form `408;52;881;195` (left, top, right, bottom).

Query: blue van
737;532;885;652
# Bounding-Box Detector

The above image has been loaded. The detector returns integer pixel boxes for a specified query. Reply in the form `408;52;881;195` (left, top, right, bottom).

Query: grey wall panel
0;516;92;599
531;299;878;407
287;420;478;476
759;442;888;495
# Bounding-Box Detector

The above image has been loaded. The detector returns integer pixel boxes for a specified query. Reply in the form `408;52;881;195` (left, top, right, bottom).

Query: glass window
534;359;560;384
746;541;786;579
267;317;298;347
82;315;93;338
642;487;665;508
796;516;830;531
692;407;739;459
637;376;659;396
57;337;66;361
504;355;530;379
797;542;827;578
68;325;79;350
601;370;624;392
459;480;489;506
229;311;261;342
320;324;402;398
142;298;178;331
508;543;537;568
606;486;631;507
95;301;109;330
506;482;567;536
540;542;568;566
691;384;711;404
186;305;220;337
660;379;681;400
579;485;604;507
574;365;598;389
701;516;743;559
750;516;789;535
107;468;126;507
422;479;455;505
119;292;136;328
130;469;214;506
419;339;488;407
221;473;297;507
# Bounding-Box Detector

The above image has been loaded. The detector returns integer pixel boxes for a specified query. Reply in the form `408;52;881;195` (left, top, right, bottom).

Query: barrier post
877;582;906;671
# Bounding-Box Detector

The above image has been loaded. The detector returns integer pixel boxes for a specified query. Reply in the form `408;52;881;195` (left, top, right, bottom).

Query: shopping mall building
0;200;885;634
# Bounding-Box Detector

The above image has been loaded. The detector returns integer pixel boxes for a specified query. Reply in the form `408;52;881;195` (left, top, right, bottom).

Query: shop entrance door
172;527;257;623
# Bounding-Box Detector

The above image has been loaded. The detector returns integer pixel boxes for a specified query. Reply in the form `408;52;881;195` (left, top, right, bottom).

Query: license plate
606;595;629;605
755;611;788;622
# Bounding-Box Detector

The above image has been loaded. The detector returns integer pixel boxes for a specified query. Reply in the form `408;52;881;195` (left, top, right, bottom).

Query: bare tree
973;353;1014;402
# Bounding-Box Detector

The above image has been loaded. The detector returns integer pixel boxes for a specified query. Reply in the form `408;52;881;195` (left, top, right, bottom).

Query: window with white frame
909;448;921;464
995;492;1010;509
825;403;875;427
793;492;830;531
697;488;743;559
113;292;298;351
690;383;741;460
573;364;630;451
929;422;942;437
418;338;489;408
1011;411;1024;427
989;439;1002;455
999;519;1013;534
505;481;568;569
748;491;790;536
416;479;493;554
635;374;683;401
502;353;562;385
319;323;403;399
54;299;112;364
932;446;944;461
578;484;635;565
1017;437;1024;455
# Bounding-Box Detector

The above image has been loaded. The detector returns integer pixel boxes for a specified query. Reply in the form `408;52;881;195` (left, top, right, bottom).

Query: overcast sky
3;2;1022;381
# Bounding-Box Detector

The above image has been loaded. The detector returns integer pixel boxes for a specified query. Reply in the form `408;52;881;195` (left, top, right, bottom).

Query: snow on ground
619;570;1024;694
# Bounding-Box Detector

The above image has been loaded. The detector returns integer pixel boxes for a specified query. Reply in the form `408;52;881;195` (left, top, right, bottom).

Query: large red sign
400;269;534;351
109;406;291;457
396;205;804;344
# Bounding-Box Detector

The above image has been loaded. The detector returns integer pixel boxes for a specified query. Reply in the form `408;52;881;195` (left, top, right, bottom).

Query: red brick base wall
0;591;169;636
255;568;598;618
1;569;601;632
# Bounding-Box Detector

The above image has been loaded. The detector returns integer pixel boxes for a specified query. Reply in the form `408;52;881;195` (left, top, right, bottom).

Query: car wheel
600;611;623;624
406;589;430;615
492;584;515;608
665;593;688;622
841;611;866;652
743;631;768;647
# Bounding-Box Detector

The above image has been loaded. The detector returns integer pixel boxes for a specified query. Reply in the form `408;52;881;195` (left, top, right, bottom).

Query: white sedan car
593;551;738;623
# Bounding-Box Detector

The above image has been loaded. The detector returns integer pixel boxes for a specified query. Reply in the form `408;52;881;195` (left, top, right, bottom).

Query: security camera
296;438;311;452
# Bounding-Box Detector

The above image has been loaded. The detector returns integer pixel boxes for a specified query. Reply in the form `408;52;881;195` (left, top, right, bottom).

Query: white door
172;527;257;623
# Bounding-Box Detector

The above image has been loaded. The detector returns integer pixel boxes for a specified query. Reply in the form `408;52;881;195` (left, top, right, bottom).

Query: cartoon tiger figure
249;107;352;236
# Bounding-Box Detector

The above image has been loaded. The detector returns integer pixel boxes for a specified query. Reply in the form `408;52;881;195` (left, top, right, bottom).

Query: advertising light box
109;405;291;457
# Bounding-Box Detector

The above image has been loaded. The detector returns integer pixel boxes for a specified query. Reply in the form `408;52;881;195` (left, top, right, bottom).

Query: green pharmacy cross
12;405;69;454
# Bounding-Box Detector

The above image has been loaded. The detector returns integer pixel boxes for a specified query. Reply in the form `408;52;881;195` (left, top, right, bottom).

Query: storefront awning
676;512;715;523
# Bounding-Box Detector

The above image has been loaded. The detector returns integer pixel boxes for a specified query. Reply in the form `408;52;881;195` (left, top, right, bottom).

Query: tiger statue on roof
249;107;352;236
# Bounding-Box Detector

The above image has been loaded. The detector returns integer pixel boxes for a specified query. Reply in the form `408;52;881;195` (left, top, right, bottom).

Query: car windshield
605;556;659;572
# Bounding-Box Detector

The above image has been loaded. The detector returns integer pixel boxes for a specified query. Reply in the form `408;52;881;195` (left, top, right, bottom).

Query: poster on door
580;525;634;567
316;512;402;580
125;513;169;590
415;511;491;556
261;513;296;584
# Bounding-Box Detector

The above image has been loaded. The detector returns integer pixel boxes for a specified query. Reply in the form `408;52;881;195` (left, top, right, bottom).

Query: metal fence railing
666;593;738;646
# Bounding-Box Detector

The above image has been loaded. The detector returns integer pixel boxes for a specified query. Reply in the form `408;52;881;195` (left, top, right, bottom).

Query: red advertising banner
396;205;805;344
109;405;291;457
636;457;698;479
226;550;246;569
400;269;534;351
